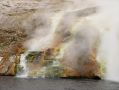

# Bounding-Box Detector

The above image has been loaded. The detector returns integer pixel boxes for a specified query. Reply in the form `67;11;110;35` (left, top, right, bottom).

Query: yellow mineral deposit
0;0;119;82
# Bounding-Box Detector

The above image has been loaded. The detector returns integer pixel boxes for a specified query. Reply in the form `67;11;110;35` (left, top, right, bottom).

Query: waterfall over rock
0;0;119;82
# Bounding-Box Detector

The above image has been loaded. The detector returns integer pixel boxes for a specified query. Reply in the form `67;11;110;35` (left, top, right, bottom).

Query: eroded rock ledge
0;0;101;78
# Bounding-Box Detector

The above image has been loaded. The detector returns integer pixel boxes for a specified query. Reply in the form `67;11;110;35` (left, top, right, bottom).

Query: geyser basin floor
0;77;119;90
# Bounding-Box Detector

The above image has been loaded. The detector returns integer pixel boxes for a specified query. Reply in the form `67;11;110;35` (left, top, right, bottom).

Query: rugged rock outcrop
0;0;101;78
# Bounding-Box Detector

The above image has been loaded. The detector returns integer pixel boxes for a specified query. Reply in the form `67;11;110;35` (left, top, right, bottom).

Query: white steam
62;19;99;72
90;0;119;81
22;0;119;81
23;12;54;51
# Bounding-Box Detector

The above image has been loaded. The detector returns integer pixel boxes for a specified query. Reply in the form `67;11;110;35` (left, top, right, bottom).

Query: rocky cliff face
0;0;101;78
0;30;25;75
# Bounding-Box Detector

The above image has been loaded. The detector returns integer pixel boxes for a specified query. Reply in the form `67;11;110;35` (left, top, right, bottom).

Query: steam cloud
22;0;119;81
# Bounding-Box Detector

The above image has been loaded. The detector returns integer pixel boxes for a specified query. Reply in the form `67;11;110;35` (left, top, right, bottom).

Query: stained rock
0;0;102;78
0;53;16;76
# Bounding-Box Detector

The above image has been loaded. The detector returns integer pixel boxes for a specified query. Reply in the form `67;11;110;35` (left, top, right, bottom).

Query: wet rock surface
0;29;26;75
0;77;119;90
0;53;21;76
0;0;102;78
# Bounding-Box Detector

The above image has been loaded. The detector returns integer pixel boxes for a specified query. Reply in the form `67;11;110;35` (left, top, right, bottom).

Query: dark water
0;77;119;90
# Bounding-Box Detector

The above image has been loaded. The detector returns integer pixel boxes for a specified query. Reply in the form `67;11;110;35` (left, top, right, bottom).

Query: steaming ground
23;0;119;82
21;0;119;82
92;0;119;82
0;0;119;82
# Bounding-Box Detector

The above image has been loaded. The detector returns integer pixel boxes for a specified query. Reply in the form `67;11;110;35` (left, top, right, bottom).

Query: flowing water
15;0;119;82
16;52;28;78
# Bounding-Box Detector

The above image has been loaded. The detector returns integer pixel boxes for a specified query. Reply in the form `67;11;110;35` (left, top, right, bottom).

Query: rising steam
95;0;119;82
22;0;119;81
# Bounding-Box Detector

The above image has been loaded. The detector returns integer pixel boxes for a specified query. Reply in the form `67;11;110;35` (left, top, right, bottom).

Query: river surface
0;77;119;90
